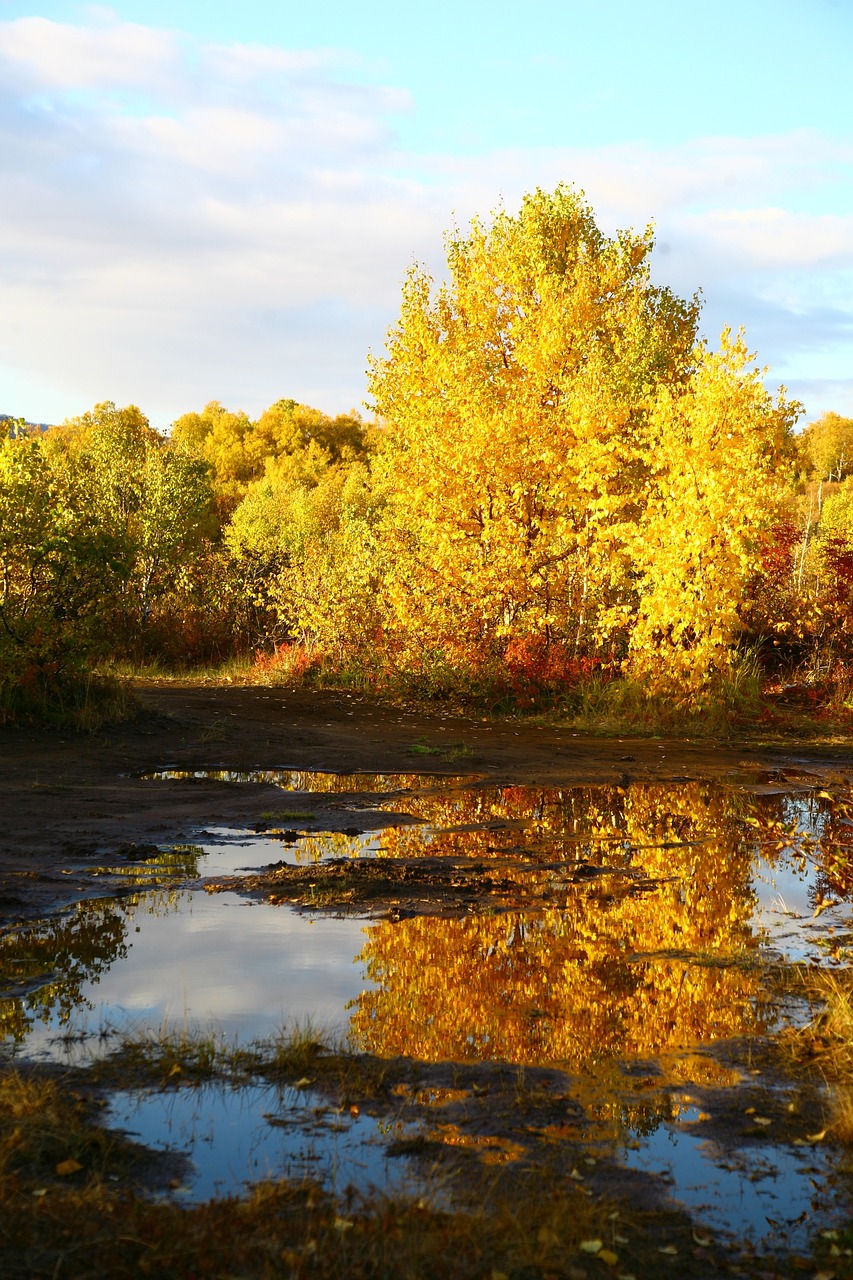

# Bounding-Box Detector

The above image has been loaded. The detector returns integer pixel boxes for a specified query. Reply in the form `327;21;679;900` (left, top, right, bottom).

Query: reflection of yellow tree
0;886;188;1045
348;784;790;1066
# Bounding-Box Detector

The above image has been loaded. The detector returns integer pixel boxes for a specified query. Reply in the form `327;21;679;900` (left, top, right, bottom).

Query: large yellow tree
369;185;798;697
368;185;698;672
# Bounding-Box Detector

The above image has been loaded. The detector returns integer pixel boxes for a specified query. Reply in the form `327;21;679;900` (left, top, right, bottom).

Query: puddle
140;768;480;792
107;1081;419;1202
621;1113;839;1250
4;772;853;1246
1;893;368;1059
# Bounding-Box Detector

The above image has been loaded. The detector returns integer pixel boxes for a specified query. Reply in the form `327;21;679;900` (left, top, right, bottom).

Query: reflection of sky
107;1082;419;1202
751;849;853;965
622;1110;839;1251
197;828;389;871
16;893;370;1062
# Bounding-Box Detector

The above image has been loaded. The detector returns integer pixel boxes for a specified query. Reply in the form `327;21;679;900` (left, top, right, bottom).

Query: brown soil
0;680;851;926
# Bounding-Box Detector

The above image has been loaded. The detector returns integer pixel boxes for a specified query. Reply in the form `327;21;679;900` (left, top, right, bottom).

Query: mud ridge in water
204;853;671;918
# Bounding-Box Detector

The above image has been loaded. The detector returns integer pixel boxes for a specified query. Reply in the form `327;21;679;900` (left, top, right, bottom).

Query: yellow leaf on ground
579;1239;603;1254
55;1159;83;1176
599;1249;619;1266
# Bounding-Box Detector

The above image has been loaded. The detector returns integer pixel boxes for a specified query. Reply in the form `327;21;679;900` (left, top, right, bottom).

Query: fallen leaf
744;1107;756;1115
32;1189;47;1198
753;1117;772;1126
55;1159;83;1176
692;1231;712;1247
168;1063;182;1077
569;1167;585;1181
333;1217;353;1232
579;1239;603;1254
658;1245;679;1256
292;1077;313;1089
807;1130;827;1143
599;1249;619;1266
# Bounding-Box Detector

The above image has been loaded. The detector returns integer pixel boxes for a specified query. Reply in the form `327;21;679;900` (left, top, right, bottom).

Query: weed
0;671;138;731
779;967;853;1097
196;716;227;743
260;809;316;822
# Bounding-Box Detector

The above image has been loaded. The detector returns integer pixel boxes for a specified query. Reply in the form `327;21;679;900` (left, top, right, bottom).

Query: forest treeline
3;186;853;723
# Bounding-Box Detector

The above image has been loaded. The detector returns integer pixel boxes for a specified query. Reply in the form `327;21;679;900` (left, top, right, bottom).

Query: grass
410;738;475;761
260;809;317;822
85;646;853;744
89;1022;400;1102
783;967;853;1082
0;671;139;731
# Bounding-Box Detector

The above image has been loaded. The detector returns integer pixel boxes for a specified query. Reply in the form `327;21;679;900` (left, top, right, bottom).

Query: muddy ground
1;680;851;925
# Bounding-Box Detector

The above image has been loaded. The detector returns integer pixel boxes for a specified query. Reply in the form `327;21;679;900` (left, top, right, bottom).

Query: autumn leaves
369;186;800;702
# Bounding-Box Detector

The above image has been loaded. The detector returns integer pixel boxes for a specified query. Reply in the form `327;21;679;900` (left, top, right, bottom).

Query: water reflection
140;768;479;792
3;773;852;1244
4;779;852;1062
107;1081;416;1202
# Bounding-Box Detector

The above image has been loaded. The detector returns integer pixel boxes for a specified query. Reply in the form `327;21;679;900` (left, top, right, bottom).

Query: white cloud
0;15;178;89
0;14;849;427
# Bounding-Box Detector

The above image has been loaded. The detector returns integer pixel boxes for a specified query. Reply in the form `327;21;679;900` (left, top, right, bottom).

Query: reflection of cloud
0;14;850;425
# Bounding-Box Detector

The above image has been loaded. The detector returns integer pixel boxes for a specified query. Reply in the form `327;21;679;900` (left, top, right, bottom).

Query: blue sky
0;0;851;426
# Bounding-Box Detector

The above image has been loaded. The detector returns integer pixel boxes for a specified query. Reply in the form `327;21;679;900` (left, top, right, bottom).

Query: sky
0;0;851;429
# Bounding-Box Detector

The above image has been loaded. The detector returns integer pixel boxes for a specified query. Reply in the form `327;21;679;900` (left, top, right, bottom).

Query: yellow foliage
368;186;798;698
369;184;699;673
627;331;800;698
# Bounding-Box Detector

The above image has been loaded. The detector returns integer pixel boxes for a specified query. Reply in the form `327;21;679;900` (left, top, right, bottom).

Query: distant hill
1;413;53;436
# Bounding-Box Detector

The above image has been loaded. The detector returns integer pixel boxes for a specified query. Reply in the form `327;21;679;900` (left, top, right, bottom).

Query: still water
2;772;852;1247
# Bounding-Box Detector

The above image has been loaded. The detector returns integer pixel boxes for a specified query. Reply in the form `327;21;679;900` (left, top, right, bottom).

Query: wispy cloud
0;13;849;425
